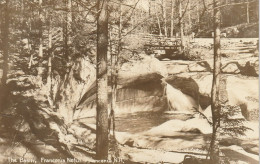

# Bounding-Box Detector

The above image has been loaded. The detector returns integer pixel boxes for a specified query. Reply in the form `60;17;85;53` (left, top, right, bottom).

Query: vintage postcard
0;0;258;163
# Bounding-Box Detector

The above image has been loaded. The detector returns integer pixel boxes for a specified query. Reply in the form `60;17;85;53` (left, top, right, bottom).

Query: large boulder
165;74;207;109
54;57;96;123
118;55;167;86
75;56;168;117
226;76;259;121
115;80;167;114
221;58;259;76
145;117;212;136
169;73;258;121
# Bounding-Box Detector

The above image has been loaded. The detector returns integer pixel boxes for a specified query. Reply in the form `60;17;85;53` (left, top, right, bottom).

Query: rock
226;76;259;121
240;139;259;155
188;61;211;72
116;80;167;114
163;60;190;75
165;75;200;101
172;73;258;121
183;155;210;164
222;63;240;74
146;117;212;136
77;79;167;116
120;146;189;164
166;73;211;109
221;145;259;163
164;57;258;76
167;63;189;74
222;58;259;76
203;106;212;121
118;55;167;86
75;56;168;116
55;57;96;123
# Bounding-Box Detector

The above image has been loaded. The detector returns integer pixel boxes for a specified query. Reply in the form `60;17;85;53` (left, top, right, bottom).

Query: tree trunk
28;6;33;69
196;4;200;33
156;10;162;35
96;0;109;160
28;19;33;69
170;0;174;37
256;1;259;20
66;0;72;55
0;0;10;110
246;0;250;24
209;0;221;163
178;0;184;49
163;0;167;37
38;0;44;81
64;0;72;71
188;0;191;32
1;0;10;86
149;0;151;16
110;0;122;137
47;17;53;107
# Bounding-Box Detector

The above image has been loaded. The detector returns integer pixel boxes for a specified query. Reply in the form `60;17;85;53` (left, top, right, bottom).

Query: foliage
220;105;252;137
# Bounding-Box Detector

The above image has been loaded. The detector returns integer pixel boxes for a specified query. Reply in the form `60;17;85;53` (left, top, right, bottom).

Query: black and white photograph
0;0;259;163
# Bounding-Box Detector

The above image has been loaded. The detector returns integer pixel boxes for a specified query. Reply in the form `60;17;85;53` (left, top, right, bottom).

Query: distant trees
221;0;258;27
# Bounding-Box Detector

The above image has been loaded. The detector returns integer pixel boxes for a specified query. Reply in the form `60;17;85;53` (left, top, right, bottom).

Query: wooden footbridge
133;34;183;60
143;34;182;55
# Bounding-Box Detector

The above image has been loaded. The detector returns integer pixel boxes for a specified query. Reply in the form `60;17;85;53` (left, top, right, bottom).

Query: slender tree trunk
28;20;33;68
66;0;72;54
156;10;162;35
0;0;10;110
178;0;184;49
256;1;259;20
149;0;151;16
38;0;43;80
196;4;200;33
110;0;122;137
47;17;53;107
162;0;167;37
246;0;250;24
1;0;10;85
149;0;152;33
28;45;33;68
28;6;33;69
96;0;109;160
188;0;191;32
170;0;174;37
21;0;24;23
64;0;72;69
209;0;221;163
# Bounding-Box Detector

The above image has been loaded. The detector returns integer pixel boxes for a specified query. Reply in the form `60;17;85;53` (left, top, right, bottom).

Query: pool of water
115;112;193;133
79;111;193;133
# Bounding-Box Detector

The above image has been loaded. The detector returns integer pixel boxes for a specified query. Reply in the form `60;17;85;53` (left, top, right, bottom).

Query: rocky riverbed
0;38;258;163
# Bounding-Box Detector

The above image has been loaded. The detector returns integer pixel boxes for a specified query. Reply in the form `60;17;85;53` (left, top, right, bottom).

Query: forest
0;0;259;164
